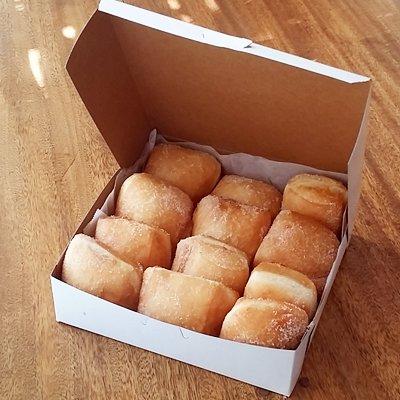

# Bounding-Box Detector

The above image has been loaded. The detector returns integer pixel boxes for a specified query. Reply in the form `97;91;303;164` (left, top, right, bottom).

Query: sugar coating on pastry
144;144;221;202
138;267;239;335
192;195;271;261
212;175;282;218
172;235;249;293
62;234;143;310
253;210;339;292
220;297;308;349
244;262;317;318
115;173;193;247
282;173;347;233
95;216;171;269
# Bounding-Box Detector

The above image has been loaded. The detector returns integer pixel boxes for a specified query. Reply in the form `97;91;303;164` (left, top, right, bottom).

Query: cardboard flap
66;11;150;167
67;1;370;172
99;0;253;51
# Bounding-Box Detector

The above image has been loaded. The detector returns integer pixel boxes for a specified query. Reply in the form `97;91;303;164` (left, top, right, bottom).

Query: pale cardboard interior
53;0;371;396
67;2;370;173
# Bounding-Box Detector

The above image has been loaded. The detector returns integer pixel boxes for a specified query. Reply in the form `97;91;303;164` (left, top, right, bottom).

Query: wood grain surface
1;0;399;399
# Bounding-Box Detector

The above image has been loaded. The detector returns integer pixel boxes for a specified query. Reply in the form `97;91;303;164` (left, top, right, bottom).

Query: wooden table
1;0;399;399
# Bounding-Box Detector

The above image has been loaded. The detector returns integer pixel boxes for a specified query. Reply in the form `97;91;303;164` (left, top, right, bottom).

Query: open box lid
66;0;371;233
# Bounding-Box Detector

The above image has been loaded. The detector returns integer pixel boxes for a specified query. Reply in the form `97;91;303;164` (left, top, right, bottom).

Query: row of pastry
62;143;347;349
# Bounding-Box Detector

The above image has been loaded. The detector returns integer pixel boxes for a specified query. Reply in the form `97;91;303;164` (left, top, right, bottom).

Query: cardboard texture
69;0;370;173
53;0;371;396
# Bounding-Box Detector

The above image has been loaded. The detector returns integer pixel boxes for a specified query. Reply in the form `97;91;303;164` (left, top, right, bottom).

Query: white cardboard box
51;0;371;396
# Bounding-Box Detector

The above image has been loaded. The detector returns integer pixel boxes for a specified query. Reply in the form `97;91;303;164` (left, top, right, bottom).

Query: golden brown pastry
172;235;249;293
220;297;308;349
212;175;282;218
244;262;317;318
282;173;347;234
138;267;239;335
253;210;339;295
62;234;143;310
310;276;329;297
192;195;271;261
95;216;171;269
115;173;193;247
144;143;221;202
